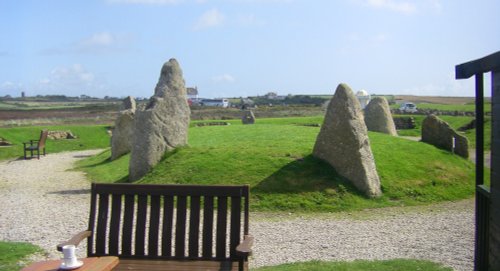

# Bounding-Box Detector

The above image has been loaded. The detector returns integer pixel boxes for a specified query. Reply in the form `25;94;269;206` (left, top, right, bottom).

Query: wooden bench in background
57;183;254;271
23;130;48;159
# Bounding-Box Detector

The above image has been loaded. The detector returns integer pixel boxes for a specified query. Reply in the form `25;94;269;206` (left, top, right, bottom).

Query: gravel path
0;150;474;270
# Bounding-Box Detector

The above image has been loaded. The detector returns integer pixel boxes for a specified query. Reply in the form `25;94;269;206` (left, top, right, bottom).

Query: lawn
253;259;452;271
0;125;111;161
0;241;42;271
395;114;491;150
75;117;476;212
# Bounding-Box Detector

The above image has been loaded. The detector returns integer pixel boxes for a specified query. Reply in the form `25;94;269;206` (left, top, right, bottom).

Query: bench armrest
57;230;92;252
23;140;38;145
236;235;254;257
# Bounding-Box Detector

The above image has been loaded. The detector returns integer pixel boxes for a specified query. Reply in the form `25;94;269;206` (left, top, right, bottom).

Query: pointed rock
242;110;255;124
364;97;398;136
122;96;136;111
313;83;382;198
111;96;137;160
129;59;191;181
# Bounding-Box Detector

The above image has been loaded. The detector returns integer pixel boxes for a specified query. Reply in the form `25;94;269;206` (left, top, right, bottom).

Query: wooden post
490;69;500;270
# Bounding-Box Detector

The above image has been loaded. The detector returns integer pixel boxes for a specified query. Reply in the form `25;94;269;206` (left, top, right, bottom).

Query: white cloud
365;0;417;14
212;73;235;83
81;32;115;47
193;8;225;30
32;64;107;96
40;32;134;55
236;14;266;27
1;81;23;92
75;32;132;54
402;71;490;97
107;0;183;5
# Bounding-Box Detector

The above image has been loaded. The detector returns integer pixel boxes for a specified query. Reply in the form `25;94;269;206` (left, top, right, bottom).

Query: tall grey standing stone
129;59;190;181
110;97;136;160
422;114;469;158
364;97;398;136
313;83;382;198
242;110;255;124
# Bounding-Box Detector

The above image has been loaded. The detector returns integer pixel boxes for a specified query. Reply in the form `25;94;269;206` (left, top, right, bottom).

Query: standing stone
111;96;137;160
111;112;135;160
122;96;136;111
129;59;190;181
364;97;398;136
313;83;382;198
242;110;255;124
422;115;469;158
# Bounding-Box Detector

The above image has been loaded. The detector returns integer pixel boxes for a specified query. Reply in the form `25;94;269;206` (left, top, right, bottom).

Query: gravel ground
0;150;474;270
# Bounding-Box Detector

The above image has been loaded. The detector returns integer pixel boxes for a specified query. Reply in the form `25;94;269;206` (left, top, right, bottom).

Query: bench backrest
87;183;250;262
38;130;48;149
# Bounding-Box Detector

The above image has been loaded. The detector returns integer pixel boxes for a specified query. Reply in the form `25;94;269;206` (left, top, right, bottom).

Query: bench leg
24;148;27;160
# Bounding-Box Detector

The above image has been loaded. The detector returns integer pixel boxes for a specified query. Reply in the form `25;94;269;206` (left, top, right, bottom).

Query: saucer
59;260;83;270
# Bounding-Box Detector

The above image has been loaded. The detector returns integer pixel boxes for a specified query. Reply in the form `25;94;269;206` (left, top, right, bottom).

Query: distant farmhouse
265;92;286;100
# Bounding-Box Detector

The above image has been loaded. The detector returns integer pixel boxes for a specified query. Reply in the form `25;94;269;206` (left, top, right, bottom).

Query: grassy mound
76;117;475;212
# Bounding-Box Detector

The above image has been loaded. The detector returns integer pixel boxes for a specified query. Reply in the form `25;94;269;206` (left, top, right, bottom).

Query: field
0;96;486;269
0;96;486;212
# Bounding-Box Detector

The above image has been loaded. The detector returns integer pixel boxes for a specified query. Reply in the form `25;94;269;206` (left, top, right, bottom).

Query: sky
0;0;499;99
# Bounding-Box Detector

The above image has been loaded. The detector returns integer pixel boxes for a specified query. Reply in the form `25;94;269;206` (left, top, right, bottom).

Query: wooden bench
58;183;253;271
23;130;48;159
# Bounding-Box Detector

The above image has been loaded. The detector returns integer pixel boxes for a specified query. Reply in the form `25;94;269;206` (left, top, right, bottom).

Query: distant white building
187;87;198;100
356;89;371;109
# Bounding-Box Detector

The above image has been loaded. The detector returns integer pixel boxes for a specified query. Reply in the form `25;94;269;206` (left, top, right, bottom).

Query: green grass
395;115;491;150
0;125;111;161
253;259;452;271
0;241;42;271
390;101;491;113
76;117;476;212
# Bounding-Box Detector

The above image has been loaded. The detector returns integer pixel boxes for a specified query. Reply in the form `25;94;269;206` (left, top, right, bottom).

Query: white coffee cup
62;245;78;267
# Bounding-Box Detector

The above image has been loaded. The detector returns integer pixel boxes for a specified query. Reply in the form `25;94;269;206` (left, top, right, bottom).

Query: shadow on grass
253;154;363;197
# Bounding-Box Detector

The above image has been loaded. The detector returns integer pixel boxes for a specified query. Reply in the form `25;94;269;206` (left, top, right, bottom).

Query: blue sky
1;0;499;99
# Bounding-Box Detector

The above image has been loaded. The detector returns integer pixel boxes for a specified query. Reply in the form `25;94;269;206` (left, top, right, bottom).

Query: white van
399;102;417;113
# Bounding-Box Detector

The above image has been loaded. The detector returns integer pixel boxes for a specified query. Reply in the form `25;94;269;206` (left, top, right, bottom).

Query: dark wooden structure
58;183;253;271
456;51;500;270
23;129;48;159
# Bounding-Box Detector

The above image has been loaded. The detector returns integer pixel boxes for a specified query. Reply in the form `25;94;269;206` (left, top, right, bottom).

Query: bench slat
202;196;214;259
149;195;161;257
230;196;241;258
96;194;109;255
122;194;135;256
87;189;98;255
162;196;174;257
135;195;148;256
189;196;201;258
175;196;187;258
216;196;228;259
109;194;122;255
